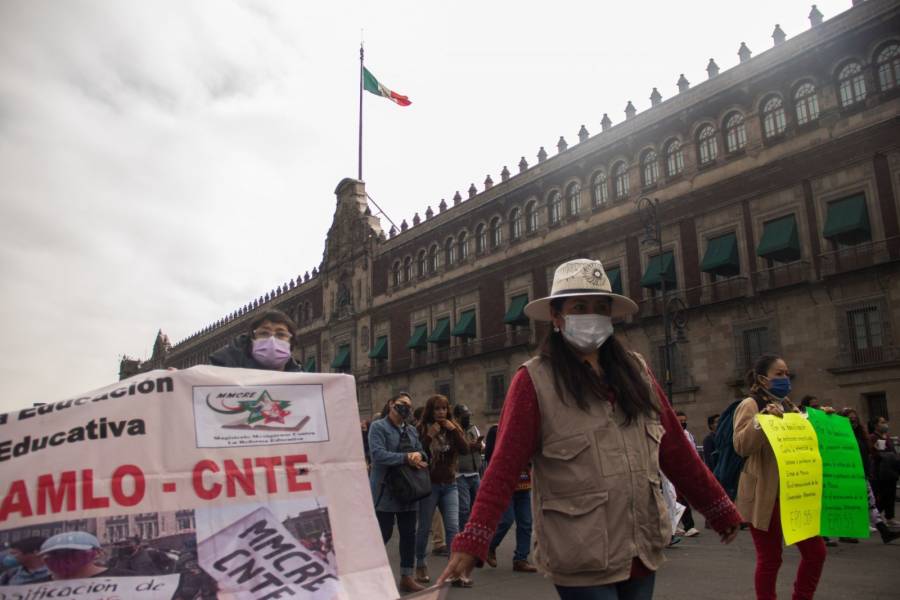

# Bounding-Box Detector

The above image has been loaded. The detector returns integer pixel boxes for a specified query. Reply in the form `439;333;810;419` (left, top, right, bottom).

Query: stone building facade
122;1;900;440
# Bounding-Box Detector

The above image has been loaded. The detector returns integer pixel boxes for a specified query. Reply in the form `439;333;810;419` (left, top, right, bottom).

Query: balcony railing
374;332;524;377
638;290;686;318
835;345;900;369
698;276;749;305
752;260;810;292
819;237;899;277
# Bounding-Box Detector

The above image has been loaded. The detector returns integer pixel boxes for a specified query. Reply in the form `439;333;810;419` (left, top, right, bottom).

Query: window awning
303;357;316;372
606;267;623;295
452;310;477;338
757;215;800;263
700;232;740;277
428;317;451;344
640;252;677;290
503;295;529;325
331;345;350;370
823;194;870;245
406;324;428;350
368;336;388;359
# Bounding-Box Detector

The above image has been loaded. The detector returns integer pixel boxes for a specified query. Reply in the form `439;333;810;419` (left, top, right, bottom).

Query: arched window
403;256;412;282
612;162;629;199
427;244;438;273
548;191;561;225
641;150;659;187
761;96;786;139
392;261;401;287
444;237;456;266
838;61;866;107
525;200;538;233
665;139;684;176
724;112;747;153
565;182;581;216
490;217;502;249
697;125;718;165
417;250;426;277
509;207;522;240
475;223;487;253
458;231;469;261
591;171;608;207
877;43;900;91
794;82;819;125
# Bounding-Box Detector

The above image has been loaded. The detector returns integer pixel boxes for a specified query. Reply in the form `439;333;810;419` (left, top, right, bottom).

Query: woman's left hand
719;525;739;544
822;406;836;415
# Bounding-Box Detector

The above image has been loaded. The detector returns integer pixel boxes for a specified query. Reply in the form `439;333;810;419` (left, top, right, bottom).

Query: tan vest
525;356;670;587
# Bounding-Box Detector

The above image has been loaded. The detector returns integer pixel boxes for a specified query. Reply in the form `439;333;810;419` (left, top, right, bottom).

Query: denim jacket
368;417;425;512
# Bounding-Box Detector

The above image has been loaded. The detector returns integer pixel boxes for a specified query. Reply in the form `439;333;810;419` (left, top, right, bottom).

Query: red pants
749;501;827;600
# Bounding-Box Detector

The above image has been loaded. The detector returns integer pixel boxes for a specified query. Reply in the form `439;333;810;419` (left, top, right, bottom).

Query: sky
0;0;854;411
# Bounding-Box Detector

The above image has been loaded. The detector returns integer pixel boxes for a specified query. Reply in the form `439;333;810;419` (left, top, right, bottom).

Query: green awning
303;357;316;372
428;317;451;343
700;232;740;277
452;310;477;338
606;267;623;295
823;194;871;245
503;295;529;325
368;336;388;359
406;324;428;350
757;215;801;263
331;345;350;370
640;252;677;290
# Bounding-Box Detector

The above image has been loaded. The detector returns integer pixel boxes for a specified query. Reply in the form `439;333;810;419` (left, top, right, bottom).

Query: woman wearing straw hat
438;259;742;599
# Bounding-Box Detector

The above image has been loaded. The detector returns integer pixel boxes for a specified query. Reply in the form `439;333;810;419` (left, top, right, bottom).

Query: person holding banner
733;354;827;600
209;309;303;371
368;392;429;593
439;259;742;599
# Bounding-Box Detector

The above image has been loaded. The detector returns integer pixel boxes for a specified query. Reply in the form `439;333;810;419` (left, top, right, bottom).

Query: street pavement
386;525;900;599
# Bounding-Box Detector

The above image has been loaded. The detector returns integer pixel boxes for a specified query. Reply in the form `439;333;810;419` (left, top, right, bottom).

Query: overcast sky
0;0;852;410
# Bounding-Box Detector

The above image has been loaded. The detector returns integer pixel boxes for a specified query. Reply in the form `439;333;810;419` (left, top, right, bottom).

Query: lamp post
636;197;688;401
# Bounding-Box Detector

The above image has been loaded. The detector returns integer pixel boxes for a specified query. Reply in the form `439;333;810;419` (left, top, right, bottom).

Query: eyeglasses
253;329;293;342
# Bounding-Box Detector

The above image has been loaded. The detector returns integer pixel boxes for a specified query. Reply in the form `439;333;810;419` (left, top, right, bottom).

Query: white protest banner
0;575;180;600
0;367;400;600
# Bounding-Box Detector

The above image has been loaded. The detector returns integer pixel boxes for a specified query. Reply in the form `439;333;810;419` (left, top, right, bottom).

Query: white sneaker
684;528;700;537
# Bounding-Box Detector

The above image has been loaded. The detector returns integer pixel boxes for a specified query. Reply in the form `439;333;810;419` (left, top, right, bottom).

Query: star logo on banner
238;390;291;425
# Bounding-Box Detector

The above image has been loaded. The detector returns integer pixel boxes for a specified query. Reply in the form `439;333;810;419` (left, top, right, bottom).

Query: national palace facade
122;0;900;437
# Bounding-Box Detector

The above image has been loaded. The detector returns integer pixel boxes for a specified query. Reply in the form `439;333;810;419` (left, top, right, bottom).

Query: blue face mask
2;554;19;569
768;376;791;399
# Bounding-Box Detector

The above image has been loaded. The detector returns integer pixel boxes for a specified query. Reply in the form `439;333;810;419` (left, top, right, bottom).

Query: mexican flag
363;67;411;106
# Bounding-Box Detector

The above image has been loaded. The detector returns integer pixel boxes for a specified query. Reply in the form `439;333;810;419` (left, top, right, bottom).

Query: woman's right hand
407;452;428;468
763;402;785;417
428;422;442;436
436;551;476;586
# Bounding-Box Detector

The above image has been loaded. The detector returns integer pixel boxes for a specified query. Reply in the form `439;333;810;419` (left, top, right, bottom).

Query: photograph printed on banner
192;384;330;449
195;497;339;599
0;509;217;599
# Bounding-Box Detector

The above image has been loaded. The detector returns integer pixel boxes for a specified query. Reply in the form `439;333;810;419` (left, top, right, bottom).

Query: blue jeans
416;482;459;566
456;474;480;530
489;489;532;561
555;574;656;600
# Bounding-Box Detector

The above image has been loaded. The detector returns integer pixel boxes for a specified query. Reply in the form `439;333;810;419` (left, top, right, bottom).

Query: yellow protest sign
758;413;823;545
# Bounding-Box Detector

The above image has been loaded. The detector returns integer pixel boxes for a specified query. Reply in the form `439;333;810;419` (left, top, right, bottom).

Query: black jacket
208;334;302;371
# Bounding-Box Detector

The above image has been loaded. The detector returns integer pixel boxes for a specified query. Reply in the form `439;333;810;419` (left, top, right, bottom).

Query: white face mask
561;314;614;354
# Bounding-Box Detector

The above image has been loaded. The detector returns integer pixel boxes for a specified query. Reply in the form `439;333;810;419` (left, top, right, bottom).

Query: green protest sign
805;408;869;538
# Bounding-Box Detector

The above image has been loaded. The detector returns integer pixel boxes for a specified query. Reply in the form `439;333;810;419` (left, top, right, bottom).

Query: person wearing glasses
209;309;302;371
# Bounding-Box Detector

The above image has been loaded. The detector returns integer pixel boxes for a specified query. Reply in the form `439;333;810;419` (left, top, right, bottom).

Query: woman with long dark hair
733;354;827;600
413;394;469;586
439;259;741;599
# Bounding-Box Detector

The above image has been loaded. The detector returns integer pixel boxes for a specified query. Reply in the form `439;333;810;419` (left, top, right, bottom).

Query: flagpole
358;42;364;181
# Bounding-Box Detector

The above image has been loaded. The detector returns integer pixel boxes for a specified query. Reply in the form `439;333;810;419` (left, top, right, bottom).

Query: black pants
377;510;417;575
875;478;897;520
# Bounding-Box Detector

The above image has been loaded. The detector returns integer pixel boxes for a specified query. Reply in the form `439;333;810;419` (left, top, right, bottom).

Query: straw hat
524;258;639;321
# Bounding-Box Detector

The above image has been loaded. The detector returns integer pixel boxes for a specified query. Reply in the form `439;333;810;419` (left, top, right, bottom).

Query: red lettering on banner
284;455;312;492
0;481;33;522
37;471;77;515
193;460;222;500
255;456;283;493
81;469;110;509
225;459;256;498
110;464;145;507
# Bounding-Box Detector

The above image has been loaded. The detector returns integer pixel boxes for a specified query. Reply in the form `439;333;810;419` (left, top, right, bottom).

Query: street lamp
635;196;688;401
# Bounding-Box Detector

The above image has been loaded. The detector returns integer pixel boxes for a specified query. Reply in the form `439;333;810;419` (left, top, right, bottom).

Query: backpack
712;399;746;500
